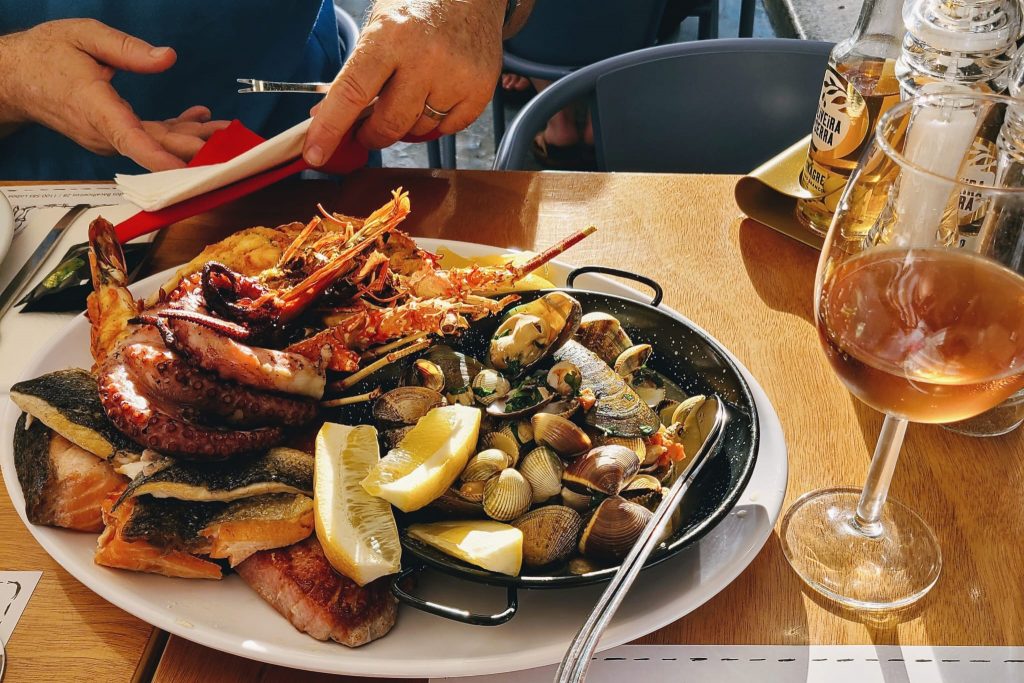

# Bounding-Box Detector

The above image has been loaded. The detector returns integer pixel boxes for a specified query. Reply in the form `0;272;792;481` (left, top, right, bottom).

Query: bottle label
958;138;996;229
809;66;870;160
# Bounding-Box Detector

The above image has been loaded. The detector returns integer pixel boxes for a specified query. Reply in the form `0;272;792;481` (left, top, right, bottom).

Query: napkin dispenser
734;135;825;250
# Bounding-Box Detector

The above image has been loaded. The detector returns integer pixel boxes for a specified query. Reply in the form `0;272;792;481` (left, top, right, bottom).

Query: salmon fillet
14;414;127;532
236;537;397;647
94;494;222;580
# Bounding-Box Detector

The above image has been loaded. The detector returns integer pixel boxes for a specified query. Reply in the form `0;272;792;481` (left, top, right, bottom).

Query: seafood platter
3;189;761;668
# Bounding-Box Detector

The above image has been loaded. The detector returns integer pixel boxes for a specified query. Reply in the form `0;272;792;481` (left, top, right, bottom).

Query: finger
356;74;431;150
304;45;393;166
437;98;488;136
409;111;442;137
157;132;206;161
172;106;213;124
83;83;185;170
159;120;230;139
68;19;176;74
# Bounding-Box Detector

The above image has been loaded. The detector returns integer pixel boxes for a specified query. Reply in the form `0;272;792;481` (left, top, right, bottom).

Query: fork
237;78;332;94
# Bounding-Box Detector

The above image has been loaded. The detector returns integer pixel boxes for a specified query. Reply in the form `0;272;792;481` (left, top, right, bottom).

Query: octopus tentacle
96;351;284;460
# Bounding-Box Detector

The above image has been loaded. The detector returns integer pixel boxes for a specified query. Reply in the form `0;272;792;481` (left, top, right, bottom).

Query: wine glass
781;90;1024;610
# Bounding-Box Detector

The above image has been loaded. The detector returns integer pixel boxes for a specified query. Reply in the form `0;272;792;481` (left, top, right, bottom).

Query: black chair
493;38;832;173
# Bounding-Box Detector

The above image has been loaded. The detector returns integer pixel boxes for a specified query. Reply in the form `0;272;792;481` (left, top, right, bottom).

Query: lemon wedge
408;520;523;576
314;423;401;586
361;404;481;512
436;247;556;293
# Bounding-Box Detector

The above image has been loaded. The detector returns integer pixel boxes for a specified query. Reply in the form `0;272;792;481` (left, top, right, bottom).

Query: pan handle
566;266;664;307
390;565;519;626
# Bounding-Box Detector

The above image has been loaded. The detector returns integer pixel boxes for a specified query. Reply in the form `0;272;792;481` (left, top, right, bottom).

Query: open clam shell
461;448;512;482
486;384;554;418
671;394;706;426
425;345;483;403
578;495;653;562
427;486;486;518
560;485;595;512
471;369;511;406
562;444;641;497
401;359;446;393
512;505;583;568
629;369;667;408
482;469;533;521
372;387;446;425
531;413;592;458
546;360;582;396
479;428;522;465
574;311;633;365
489;292;583;376
596;434;647;463
457;479;486;503
518;447;564;503
613;344;652;378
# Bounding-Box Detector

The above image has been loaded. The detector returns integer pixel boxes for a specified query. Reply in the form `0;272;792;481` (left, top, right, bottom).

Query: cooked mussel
578;496;652;561
401;359;446;393
482;469;533;521
489;292;582;375
472;369;511;406
512;505;582;568
573;312;633;365
518;447;564;503
372;387;446;425
562;445;641;496
382;425;415;450
613;344;652;378
553;341;660;438
531;412;591;458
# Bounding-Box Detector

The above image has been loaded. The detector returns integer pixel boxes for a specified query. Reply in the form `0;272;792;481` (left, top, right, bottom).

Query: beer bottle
796;0;905;236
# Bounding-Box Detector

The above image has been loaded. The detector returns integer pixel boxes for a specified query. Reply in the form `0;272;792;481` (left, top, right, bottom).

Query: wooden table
2;170;1021;683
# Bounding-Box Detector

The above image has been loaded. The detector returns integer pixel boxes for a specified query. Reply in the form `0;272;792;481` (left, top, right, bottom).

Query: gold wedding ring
423;103;450;121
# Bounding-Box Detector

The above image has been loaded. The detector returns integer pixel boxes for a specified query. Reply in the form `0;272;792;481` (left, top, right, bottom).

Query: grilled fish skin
118;493;314;567
113;447;314;509
236;537;397;647
11;368;140;461
14;413;127;531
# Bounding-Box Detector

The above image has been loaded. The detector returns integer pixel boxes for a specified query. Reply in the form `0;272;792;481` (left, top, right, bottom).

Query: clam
461;449;512;482
622;473;662;493
553;341;660;438
472;369;511;406
486;383;553;418
372;387;446;425
574;312;633;365
578;496;652;561
568;555;606;575
480;428;521;465
657;399;680;426
401;359;446;393
623;487;664;514
596;435;647;464
546;361;582;396
482;469;533;521
458;479;486;503
425;345;483;403
489;292;582;375
562;445;641;497
512;505;583;568
560;485;595;512
428;486;485;517
510;419;534;447
629;370;667;408
613;344;652;378
537;397;580;420
531;413;592;458
518;447;564;503
671;394;707;426
382;425;414;450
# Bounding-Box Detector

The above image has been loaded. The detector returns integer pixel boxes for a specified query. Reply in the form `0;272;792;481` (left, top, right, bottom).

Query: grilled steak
236;537;397;647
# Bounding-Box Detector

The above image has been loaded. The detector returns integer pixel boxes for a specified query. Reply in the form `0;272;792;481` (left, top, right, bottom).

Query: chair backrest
504;0;669;69
494;39;833;173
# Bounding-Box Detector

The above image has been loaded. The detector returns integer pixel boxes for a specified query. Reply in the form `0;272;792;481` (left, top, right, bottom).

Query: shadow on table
736;218;819;325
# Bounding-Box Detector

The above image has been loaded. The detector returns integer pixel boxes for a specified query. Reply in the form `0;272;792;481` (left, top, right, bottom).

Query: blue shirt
0;0;342;179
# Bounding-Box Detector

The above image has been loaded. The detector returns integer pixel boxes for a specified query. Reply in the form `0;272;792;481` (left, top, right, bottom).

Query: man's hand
303;0;505;165
0;19;229;171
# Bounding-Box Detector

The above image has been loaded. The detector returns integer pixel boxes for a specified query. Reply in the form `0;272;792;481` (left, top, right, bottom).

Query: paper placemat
432;645;1024;683
0;571;41;645
0;185;141;392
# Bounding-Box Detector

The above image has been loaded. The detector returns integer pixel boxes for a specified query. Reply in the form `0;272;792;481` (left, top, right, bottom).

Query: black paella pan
378;267;760;625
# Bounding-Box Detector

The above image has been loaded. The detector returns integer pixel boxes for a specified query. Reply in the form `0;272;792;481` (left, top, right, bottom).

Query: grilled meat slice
236;537;397;647
14;413;127;531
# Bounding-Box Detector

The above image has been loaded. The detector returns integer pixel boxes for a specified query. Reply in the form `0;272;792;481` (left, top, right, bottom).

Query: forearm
0;32;29;136
501;0;535;38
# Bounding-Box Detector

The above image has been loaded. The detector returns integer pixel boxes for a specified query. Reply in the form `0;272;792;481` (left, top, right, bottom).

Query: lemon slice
408;520;523;576
361;404;481;512
315;423;400;586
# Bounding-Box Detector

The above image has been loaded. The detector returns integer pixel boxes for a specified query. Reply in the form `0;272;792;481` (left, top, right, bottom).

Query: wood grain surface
2;171;1021;683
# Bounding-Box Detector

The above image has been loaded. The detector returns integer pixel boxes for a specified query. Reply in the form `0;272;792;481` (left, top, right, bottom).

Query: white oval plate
0;192;14;266
0;238;788;678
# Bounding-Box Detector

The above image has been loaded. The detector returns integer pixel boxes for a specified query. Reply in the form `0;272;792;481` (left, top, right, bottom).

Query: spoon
555;396;728;683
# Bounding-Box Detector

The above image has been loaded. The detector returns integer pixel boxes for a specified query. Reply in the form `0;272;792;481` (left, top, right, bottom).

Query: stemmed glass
781;90;1024;610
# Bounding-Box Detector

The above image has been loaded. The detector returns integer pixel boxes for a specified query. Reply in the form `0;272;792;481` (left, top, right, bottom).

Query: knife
0;204;91;321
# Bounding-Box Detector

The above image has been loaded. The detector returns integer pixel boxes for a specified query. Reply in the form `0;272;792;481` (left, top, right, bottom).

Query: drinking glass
781;90;1024;610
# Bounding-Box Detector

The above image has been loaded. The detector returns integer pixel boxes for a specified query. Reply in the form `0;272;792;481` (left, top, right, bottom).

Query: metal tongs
555;396;728;683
